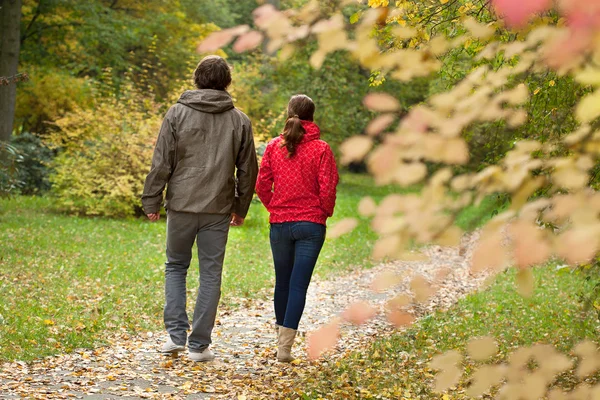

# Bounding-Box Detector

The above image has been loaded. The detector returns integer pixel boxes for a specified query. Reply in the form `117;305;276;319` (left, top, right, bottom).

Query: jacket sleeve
255;143;274;209
233;121;259;218
141;107;177;214
318;146;339;218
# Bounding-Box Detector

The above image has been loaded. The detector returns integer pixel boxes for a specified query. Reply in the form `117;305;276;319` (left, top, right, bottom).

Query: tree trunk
0;0;22;142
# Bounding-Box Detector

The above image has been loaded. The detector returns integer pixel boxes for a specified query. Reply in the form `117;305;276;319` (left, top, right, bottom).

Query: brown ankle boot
277;326;297;362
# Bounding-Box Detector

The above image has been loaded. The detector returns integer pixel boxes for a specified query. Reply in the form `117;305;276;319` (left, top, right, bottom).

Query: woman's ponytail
280;115;305;158
279;94;315;158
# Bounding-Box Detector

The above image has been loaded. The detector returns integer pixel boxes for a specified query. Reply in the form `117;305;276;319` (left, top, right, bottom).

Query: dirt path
0;233;484;399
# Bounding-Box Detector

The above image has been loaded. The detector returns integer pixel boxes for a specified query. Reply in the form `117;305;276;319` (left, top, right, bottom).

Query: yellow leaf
290;359;301;365
358;196;377;217
43;319;55;326
340;136;373;165
467;336;499;361
328;218;359;239
576;90;600;123
394;162;427;186
363;93;401;112
516;268;534;298
463;17;495;39
410;275;433;303
575;67;600;86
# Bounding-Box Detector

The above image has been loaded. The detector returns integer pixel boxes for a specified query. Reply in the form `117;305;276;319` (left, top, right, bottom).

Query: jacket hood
177;89;234;113
279;120;321;142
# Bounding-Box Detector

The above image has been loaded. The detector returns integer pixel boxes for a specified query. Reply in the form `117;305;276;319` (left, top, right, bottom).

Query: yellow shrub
15;66;93;134
47;86;161;217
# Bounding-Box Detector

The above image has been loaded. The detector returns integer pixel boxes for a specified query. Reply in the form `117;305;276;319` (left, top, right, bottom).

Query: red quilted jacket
255;121;339;226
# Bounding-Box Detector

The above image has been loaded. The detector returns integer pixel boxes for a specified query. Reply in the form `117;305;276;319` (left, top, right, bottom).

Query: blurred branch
0;73;29;86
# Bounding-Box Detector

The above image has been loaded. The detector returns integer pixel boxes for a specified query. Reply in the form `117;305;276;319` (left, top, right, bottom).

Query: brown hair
280;95;315;157
193;55;232;90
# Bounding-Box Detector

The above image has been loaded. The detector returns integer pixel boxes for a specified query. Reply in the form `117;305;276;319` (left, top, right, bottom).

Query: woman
256;94;339;362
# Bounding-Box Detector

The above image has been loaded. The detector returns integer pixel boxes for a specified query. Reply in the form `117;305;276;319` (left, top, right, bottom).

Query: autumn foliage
47;83;161;217
200;0;600;396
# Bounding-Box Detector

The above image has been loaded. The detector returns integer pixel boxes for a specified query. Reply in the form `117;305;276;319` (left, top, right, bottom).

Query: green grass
297;267;600;399
0;173;401;361
454;193;507;232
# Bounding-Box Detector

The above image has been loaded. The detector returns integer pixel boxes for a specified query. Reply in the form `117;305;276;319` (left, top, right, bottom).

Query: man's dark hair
193;56;232;90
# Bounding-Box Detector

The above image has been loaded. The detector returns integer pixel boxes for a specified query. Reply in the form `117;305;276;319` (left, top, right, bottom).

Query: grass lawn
0;173;403;361
297;267;600;399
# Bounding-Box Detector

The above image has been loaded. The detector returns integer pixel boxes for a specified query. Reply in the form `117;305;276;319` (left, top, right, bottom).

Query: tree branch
20;0;43;45
20;22;83;42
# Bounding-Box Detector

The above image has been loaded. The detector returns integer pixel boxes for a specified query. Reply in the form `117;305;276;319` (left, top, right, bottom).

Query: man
142;55;258;362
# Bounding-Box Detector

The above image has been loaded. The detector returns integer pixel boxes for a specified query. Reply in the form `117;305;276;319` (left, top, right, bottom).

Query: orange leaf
387;311;415;328
510;220;551;269
342;301;377;325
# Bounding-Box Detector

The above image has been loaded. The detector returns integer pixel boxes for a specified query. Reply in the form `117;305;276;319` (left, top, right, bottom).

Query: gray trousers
164;211;230;351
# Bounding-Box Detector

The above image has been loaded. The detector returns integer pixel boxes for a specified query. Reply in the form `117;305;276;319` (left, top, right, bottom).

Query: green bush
0;142;24;198
10;133;53;195
47;83;162;217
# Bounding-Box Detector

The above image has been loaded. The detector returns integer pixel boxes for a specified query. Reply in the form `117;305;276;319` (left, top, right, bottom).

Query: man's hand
147;212;160;222
230;213;244;226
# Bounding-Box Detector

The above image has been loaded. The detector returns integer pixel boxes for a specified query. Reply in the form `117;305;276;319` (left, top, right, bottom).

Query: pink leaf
307;320;340;360
233;31;264;53
197;26;249;53
366;114;396;136
492;0;551;28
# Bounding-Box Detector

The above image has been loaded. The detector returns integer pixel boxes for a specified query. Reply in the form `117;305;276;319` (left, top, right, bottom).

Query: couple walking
141;56;339;362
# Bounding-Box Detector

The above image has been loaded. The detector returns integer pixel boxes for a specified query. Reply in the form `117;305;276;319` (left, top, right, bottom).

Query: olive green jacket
141;89;258;217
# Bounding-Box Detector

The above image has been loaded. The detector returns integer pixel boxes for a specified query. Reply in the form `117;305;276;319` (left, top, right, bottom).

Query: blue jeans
270;221;326;330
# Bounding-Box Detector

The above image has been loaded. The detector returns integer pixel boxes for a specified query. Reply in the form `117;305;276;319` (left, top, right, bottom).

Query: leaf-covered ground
298;267;600;399
0;174;405;362
0;234;483;399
